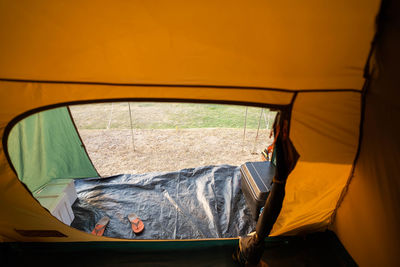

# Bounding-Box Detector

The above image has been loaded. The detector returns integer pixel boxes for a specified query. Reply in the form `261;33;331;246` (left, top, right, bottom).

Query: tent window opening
7;102;278;240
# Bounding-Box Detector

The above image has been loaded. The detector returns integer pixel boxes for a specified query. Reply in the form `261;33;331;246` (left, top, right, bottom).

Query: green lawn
69;102;276;130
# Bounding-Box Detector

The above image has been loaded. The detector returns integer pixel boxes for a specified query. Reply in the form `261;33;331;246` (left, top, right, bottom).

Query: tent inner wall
271;91;361;235
334;2;400;264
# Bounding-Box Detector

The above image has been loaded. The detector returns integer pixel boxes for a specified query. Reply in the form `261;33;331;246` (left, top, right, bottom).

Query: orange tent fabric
2;1;398;266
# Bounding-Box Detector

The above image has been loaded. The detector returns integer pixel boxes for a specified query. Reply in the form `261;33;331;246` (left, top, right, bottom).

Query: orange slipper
128;213;144;234
91;216;110;236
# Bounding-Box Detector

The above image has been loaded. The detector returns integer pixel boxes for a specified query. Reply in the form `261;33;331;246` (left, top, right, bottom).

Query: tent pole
251;108;264;154
107;103;114;129
242;107;248;151
128;102;135;151
243;107;248;141
264;110;270;130
234;113;300;266
265;111;272;138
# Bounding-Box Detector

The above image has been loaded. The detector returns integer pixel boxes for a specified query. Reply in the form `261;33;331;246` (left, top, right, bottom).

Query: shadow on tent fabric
0;231;356;266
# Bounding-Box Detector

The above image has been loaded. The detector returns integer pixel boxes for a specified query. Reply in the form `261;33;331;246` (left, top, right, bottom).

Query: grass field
69;102;276;130
69;102;276;175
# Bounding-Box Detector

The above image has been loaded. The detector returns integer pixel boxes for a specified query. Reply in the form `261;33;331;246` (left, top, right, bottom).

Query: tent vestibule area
7;103;275;239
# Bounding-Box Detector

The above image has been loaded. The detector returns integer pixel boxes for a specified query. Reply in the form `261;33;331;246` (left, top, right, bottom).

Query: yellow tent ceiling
0;0;379;89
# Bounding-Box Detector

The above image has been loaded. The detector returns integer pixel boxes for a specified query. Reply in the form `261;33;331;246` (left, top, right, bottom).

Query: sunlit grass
70;102;275;130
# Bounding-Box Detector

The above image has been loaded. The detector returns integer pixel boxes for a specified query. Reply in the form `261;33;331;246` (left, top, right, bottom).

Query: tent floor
71;165;256;239
1;231;356;266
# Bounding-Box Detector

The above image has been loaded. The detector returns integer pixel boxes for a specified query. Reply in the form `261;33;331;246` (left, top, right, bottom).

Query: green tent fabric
7;107;98;191
0;231;356;266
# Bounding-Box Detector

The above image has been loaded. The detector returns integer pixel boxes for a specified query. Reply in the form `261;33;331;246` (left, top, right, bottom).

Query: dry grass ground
80;128;272;176
70;102;275;176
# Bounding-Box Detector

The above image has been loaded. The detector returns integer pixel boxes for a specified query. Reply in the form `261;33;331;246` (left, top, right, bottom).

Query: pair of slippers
91;213;144;236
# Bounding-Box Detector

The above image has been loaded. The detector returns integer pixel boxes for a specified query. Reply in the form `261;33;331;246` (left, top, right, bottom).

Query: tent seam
328;75;371;230
0;78;362;94
328;42;377;228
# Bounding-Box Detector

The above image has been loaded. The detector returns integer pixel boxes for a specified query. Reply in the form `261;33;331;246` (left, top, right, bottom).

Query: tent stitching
0;78;362;94
328;42;377;228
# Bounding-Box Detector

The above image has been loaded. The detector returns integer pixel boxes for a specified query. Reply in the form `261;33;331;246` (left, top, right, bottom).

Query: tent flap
7;107;98;191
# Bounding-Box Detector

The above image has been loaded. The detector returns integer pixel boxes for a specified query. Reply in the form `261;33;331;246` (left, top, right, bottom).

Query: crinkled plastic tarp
71;165;256;239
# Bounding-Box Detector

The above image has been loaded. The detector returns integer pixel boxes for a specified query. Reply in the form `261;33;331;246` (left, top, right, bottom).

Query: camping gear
91;217;110;236
33;179;77;226
261;144;274;161
128;214;144;234
240;161;275;220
